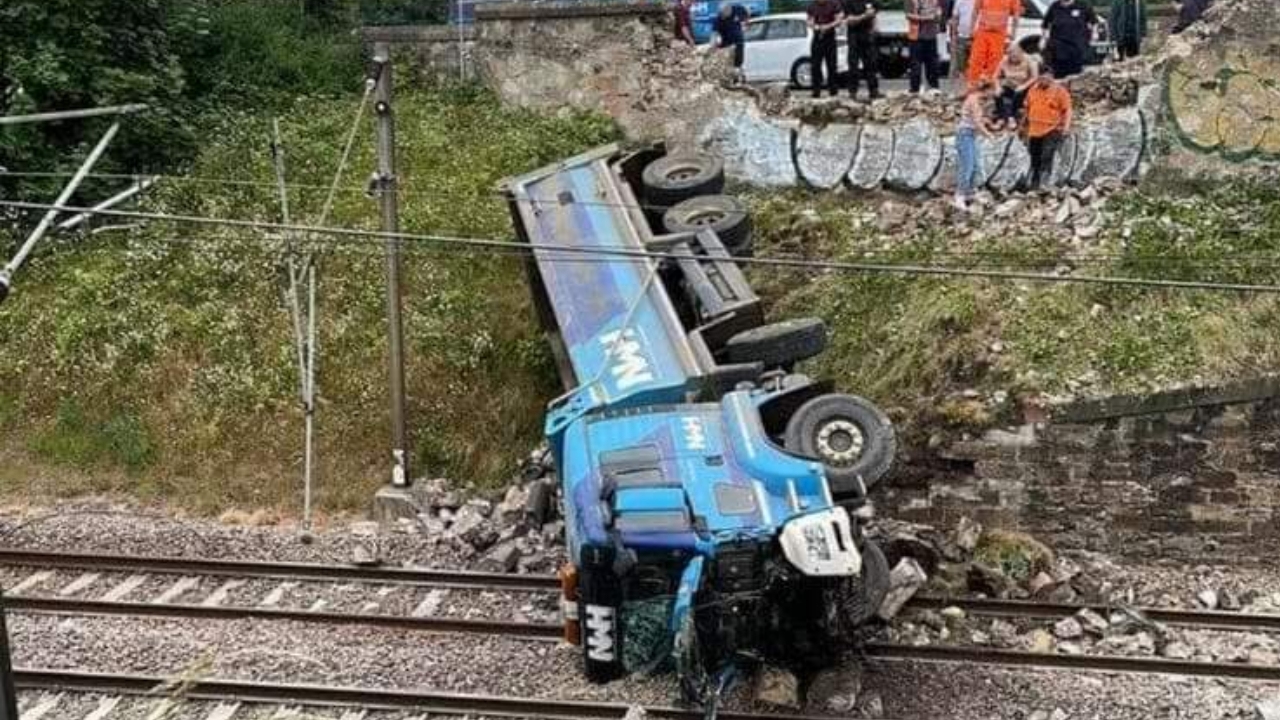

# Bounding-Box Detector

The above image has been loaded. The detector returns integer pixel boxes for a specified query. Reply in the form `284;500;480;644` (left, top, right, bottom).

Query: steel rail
0;548;559;591
7;550;1280;634
865;643;1280;682
910;595;1280;632
4;595;561;640
12;669;841;720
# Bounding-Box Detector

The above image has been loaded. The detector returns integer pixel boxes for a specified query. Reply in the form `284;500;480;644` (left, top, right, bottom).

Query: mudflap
580;545;626;682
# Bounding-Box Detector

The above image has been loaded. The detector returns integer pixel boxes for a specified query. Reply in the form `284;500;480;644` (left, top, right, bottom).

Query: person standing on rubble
1023;66;1073;190
807;0;846;98
954;80;998;212
843;0;881;100
966;0;1021;84
1109;0;1147;59
1042;0;1098;78
711;2;751;82
906;0;943;95
674;0;696;45
946;0;978;82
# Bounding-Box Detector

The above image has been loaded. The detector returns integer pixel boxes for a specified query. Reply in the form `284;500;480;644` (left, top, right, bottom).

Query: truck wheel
723;317;827;368
642;153;725;209
783;393;895;497
836;540;890;629
662;195;752;256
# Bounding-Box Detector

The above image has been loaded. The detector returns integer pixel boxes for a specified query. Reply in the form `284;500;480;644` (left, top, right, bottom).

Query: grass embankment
0;87;617;514
747;177;1280;435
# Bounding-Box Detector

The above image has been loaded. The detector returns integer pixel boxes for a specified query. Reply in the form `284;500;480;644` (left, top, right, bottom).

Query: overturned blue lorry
502;144;896;703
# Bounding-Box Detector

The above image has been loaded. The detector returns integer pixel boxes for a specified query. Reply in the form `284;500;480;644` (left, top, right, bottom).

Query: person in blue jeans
954;80;998;211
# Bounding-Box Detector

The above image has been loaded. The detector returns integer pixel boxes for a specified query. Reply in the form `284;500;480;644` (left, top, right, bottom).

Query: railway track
5;548;1279;633
12;669;838;720
5;547;1280;688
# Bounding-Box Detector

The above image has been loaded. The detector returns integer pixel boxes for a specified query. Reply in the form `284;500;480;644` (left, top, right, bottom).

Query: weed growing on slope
0;86;618;512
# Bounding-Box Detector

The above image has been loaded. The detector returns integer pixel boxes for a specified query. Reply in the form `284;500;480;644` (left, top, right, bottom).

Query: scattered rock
940;605;967;622
952;516;982;554
1027;629;1055;654
495;485;529;524
878;557;928;621
1257;695;1280;720
1053;617;1084;640
1100;631;1156;656
806;665;862;713
350;521;381;566
622;706;648;720
859;692;885;719
1028;571;1057;597
477;541;522;572
1197;589;1219;609
1076;608;1109;636
967;562;1018;599
754;665;801;709
1161;641;1193;660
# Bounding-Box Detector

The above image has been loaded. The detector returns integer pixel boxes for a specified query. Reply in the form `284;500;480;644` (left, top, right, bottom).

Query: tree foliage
0;0;360;180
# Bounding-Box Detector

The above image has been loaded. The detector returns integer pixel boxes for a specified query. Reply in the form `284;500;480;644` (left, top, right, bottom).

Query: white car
743;0;1104;87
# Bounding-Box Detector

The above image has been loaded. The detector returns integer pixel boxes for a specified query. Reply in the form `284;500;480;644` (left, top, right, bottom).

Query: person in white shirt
947;0;978;80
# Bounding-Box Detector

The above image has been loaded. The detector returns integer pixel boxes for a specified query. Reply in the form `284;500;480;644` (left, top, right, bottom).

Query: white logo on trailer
600;328;654;391
682;416;707;451
585;604;616;661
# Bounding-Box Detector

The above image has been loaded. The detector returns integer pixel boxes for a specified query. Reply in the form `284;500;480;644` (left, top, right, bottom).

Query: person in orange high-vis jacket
1022;67;1073;189
966;0;1022;83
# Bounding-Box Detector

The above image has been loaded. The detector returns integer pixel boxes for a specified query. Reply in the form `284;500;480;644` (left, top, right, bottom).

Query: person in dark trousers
711;3;750;80
1172;0;1212;33
1042;0;1097;78
1109;0;1146;59
674;0;696;44
807;0;845;97
1023;67;1073;189
843;0;881;99
906;0;942;95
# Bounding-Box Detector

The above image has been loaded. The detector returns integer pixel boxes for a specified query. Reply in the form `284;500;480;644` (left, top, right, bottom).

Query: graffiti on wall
698;102;1149;193
1165;48;1280;161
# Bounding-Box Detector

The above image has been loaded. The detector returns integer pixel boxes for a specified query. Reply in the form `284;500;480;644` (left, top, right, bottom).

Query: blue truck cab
502;144;896;700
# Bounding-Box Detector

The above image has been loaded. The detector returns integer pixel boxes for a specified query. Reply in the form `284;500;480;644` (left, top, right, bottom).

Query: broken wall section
882;379;1280;561
471;0;731;145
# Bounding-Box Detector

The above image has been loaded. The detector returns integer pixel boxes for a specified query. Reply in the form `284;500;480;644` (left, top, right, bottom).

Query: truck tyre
837;540;890;629
790;57;814;89
783;393;896;497
724;317;827;368
662;195;752;256
642;153;725;208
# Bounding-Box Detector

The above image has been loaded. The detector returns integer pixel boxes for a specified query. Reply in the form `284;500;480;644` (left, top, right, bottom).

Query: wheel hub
689;210;726;225
815;419;864;465
668;167;699;182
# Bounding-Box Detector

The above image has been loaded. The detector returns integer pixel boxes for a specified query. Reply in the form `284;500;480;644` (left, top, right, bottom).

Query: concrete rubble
753;665;801;709
877;557;928;621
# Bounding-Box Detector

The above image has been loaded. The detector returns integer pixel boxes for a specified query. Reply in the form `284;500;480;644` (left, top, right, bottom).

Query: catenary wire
4;199;1280;294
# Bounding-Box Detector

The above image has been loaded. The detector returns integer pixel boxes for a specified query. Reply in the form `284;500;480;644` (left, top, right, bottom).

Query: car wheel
724;317;827;368
641;153;725;209
783;393;896;498
662;195;752;256
790;57;814;90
